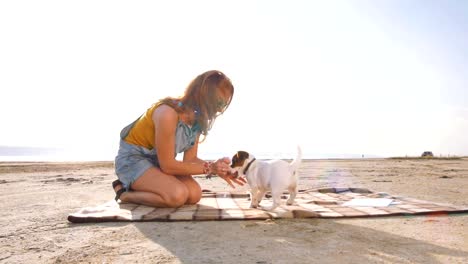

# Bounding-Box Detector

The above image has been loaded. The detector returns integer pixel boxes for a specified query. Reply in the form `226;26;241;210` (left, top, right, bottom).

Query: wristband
203;161;213;175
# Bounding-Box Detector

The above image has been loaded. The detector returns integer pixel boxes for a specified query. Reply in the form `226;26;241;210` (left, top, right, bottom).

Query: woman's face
215;87;232;112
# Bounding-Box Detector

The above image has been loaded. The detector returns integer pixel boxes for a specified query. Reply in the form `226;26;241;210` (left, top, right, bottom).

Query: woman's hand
210;157;247;188
209;157;231;176
219;172;247;188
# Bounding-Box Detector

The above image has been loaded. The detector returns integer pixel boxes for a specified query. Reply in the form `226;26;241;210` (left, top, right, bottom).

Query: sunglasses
216;99;228;111
217;99;227;108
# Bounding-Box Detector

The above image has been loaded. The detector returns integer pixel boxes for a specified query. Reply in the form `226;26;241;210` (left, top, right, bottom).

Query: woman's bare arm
153;105;205;176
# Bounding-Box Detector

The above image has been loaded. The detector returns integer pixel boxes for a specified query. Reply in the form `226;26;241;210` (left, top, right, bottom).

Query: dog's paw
286;200;295;206
249;203;258;208
261;205;278;211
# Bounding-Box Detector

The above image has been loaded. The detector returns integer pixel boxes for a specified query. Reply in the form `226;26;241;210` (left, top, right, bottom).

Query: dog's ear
237;151;249;160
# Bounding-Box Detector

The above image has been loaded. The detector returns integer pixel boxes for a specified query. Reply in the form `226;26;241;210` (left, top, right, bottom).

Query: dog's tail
289;145;302;176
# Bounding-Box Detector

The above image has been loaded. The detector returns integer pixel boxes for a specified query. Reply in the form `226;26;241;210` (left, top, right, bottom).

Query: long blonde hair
160;70;234;139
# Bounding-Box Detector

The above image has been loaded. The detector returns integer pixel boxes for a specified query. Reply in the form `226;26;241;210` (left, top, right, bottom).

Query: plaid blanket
67;187;468;223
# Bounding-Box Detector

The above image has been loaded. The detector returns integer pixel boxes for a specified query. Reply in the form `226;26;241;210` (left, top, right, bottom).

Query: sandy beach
0;158;467;263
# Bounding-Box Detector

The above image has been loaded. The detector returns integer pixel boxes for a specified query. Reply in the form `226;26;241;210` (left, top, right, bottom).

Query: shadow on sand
119;216;468;264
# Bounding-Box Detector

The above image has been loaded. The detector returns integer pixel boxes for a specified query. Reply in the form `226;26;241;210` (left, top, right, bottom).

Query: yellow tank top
124;102;162;149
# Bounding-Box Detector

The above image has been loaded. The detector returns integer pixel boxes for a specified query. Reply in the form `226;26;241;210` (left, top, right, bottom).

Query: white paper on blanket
342;198;393;207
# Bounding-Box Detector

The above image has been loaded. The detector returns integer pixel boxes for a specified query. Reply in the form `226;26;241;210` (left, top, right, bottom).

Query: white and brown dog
230;146;302;211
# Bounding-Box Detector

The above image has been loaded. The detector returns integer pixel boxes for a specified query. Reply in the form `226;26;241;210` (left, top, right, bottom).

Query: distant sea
0;146;381;162
0;146;117;162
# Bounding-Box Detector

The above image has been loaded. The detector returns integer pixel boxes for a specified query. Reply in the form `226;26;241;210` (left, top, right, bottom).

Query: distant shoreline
1;146;465;163
1;156;465;166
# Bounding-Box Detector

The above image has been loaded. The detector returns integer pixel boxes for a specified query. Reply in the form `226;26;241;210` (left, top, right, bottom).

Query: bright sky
1;0;467;159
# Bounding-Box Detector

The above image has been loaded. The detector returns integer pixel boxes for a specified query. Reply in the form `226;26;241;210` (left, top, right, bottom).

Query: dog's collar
243;158;256;174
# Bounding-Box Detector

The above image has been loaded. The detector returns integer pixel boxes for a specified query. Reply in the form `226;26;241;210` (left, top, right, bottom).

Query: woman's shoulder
152;103;179;124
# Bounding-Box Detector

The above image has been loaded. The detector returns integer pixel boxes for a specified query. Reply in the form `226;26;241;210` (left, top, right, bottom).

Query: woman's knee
164;185;189;207
176;176;202;205
186;187;202;205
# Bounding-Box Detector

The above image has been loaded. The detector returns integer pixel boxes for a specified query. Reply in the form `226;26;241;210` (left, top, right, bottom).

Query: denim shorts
114;139;160;191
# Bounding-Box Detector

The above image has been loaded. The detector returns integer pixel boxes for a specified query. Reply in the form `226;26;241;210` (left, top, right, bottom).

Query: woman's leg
175;175;202;205
116;167;189;208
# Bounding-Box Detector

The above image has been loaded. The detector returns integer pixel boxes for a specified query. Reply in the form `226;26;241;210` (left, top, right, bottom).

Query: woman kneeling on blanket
113;70;246;208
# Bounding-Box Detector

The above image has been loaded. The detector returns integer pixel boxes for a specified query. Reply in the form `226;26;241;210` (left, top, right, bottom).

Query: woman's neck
179;109;196;126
